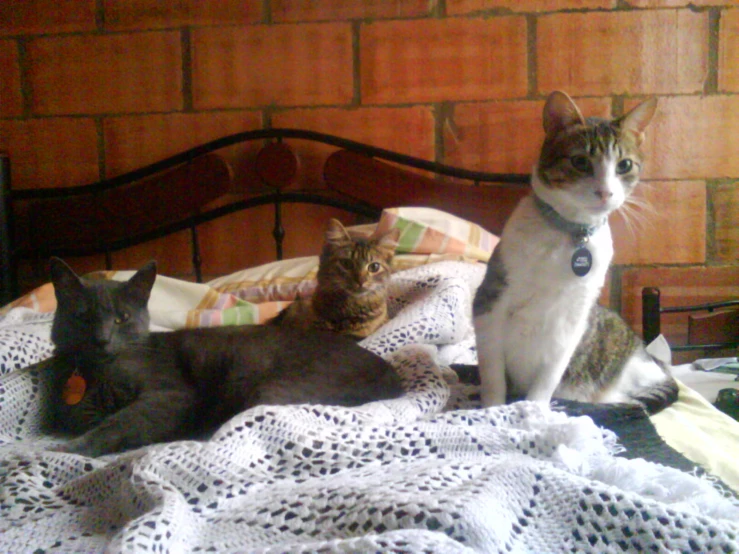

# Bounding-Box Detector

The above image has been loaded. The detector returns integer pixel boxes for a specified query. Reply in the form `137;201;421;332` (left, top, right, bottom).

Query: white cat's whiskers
473;90;676;414
617;186;657;238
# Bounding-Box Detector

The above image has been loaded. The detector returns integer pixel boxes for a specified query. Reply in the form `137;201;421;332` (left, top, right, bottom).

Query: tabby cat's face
318;219;399;295
533;91;657;224
50;258;156;354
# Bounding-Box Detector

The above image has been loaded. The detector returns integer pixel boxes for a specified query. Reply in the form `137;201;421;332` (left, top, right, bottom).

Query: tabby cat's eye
367;262;381;274
114;312;130;324
570;155;592;173
616;159;633;174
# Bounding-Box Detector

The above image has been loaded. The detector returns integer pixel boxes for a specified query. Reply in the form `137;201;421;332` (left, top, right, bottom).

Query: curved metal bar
660;299;739;314
11;128;530;200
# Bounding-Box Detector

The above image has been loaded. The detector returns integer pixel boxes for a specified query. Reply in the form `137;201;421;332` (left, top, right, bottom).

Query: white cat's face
533;91;657;225
533;144;631;224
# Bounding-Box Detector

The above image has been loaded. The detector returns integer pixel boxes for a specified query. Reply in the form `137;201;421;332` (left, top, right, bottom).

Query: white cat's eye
616;159;633;174
367;262;381;274
569;155;592;173
114;312;130;324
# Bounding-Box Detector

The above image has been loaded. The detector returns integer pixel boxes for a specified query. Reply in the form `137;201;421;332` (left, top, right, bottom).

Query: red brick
626;95;739;180
361;17;528;104
104;111;264;276
0;0;96;36
538;10;708;96
629;0;733;5
0;39;22;117
103;0;262;30
611;180;706;265
103;111;263;176
0;118;99;189
272;106;435;158
27;31;182;115
719;9;739;93
620;265;739;345
273;106;435;186
272;0;429;22
192;23;353;109
444;98;611;174
111;230;197;278
447;0;614;14
712;182;739;262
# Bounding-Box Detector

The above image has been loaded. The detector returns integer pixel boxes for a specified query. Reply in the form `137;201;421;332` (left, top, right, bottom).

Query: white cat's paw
480;389;506;407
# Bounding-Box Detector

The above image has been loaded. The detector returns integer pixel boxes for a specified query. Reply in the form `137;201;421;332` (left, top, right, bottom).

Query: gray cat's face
50;258;156;354
534;91;657;224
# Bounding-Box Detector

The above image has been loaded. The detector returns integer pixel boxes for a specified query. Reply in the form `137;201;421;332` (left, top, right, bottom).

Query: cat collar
533;195;607;277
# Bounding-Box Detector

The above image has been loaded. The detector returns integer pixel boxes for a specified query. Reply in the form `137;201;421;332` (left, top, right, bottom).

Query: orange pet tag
63;372;87;405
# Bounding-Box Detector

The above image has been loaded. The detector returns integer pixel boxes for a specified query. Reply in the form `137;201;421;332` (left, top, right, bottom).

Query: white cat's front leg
525;341;580;404
474;309;507;406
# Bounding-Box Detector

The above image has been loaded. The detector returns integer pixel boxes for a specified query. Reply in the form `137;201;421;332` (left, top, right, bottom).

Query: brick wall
1;0;738;348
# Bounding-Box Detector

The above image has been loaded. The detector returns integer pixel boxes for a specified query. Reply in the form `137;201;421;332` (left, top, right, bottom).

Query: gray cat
46;258;403;457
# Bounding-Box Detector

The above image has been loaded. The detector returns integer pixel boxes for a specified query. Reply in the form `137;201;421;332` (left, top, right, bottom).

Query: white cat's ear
325;218;351;244
543;91;585;136
618;97;657;146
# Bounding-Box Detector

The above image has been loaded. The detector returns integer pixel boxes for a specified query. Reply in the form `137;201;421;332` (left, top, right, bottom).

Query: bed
0;131;737;553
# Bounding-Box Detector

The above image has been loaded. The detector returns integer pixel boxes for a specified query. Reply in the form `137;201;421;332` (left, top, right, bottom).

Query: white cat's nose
594;189;613;200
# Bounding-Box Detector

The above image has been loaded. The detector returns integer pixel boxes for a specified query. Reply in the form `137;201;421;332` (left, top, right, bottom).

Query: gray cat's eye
616;159;633;174
570;155;592;173
114;313;130;324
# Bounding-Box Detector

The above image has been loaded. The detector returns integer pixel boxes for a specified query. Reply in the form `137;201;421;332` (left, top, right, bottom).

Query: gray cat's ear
618;97;657;146
325;218;351;245
125;260;157;305
543;91;585;136
49;257;84;296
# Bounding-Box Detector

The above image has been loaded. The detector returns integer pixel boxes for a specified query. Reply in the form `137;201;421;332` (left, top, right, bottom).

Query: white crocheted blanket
0;261;738;553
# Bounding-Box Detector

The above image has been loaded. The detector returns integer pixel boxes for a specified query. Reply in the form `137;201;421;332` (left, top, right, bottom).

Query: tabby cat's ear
542;91;585;136
325;218;352;245
617;97;657;146
124;260;157;305
376;227;400;253
49;257;85;304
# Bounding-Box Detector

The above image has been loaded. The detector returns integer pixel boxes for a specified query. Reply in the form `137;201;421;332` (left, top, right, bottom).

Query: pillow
2;208;499;329
206;207;498;305
375;206;499;261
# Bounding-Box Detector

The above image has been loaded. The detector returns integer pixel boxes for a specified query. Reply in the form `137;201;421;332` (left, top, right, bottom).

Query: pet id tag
63;372;86;405
571;247;592;277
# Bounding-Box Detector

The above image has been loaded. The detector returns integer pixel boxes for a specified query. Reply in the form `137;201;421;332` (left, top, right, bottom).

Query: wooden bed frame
0;129;529;306
2;128;736;352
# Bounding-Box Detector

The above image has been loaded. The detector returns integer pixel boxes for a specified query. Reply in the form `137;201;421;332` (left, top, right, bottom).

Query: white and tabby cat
473;91;677;413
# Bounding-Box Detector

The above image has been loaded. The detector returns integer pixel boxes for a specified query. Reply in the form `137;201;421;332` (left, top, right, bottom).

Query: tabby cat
272;218;400;339
473;91;677;413
46;258;404;457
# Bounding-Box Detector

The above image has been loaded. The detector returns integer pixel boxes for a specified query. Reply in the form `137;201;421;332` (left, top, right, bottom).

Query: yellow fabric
652;380;739;493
